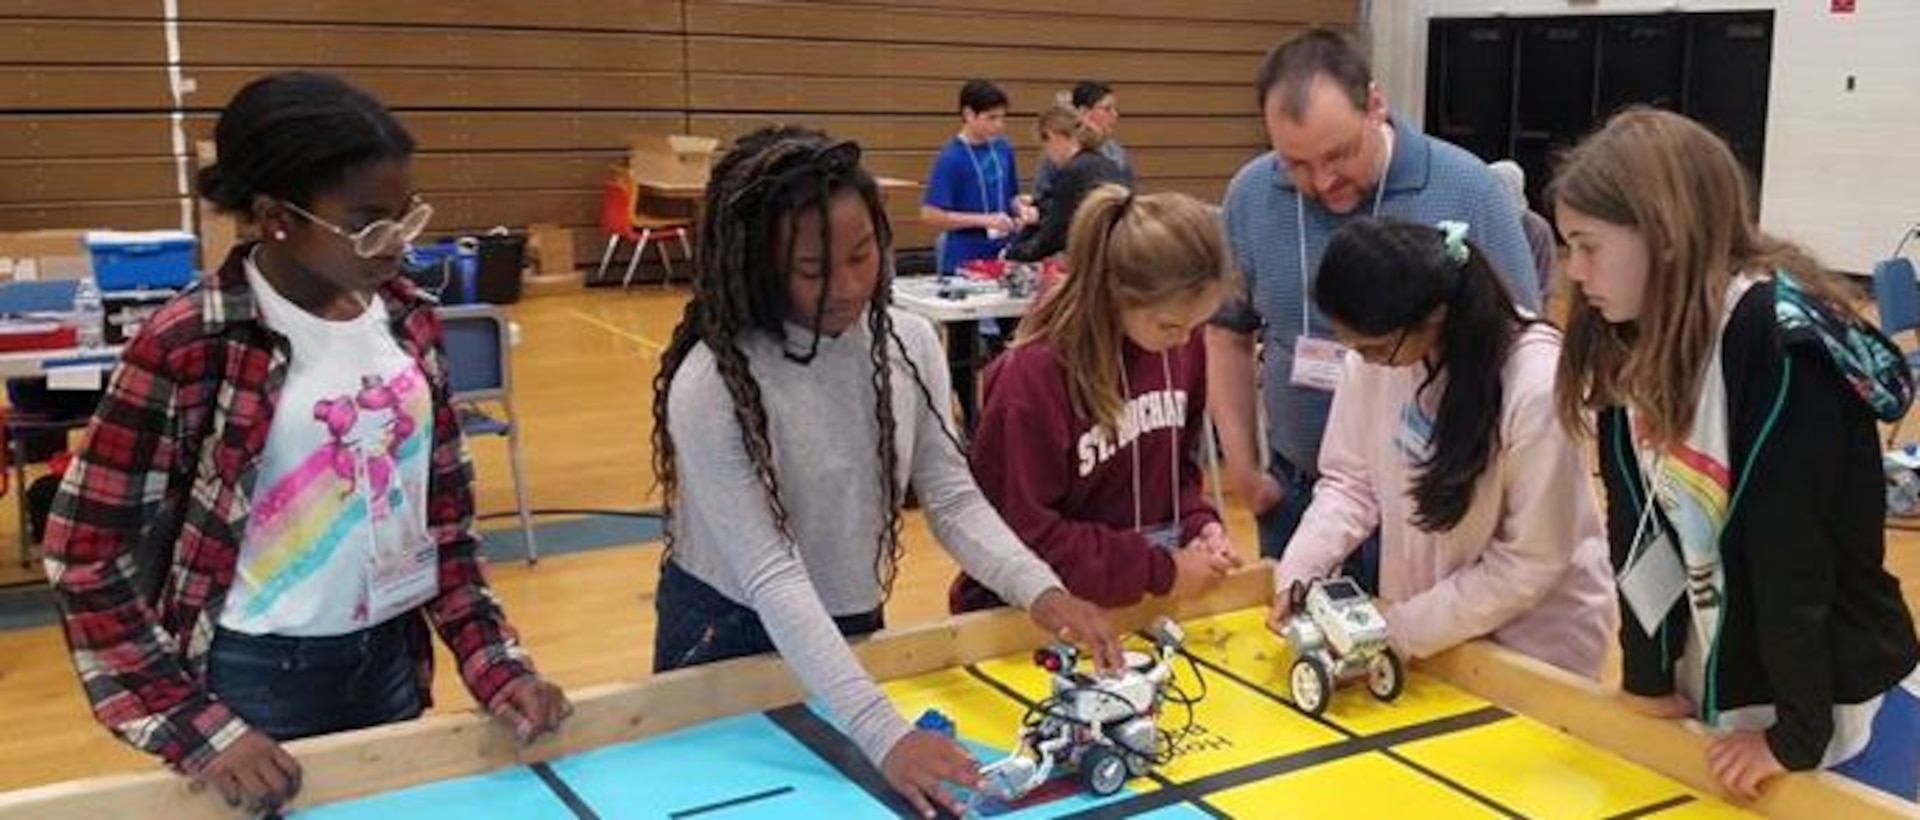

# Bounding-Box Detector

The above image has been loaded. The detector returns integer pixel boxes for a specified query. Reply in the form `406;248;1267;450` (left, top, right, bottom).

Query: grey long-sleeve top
665;307;1063;763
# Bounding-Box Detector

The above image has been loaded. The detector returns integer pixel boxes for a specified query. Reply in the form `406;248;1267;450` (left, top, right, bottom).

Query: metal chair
437;304;537;563
593;170;692;290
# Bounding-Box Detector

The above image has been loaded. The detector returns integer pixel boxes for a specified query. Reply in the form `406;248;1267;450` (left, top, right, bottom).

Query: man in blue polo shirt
921;79;1033;274
1208;29;1541;584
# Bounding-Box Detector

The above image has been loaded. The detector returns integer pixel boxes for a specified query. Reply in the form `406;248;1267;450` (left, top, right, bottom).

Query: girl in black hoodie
1553;107;1920;802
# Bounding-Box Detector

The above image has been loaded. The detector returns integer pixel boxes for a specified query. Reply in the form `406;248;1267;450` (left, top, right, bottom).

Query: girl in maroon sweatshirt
952;186;1243;612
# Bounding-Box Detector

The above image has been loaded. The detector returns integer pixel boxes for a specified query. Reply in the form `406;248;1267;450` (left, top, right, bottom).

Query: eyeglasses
281;197;434;258
1282;119;1375;188
1384;327;1410;365
1344;326;1411;366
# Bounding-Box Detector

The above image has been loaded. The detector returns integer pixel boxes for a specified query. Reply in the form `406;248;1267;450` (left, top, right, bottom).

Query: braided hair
651;126;916;596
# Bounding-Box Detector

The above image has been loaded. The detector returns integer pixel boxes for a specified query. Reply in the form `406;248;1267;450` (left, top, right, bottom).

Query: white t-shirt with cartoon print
218;259;437;637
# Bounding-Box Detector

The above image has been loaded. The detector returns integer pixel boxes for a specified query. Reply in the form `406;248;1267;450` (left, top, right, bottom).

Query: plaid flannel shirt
42;244;535;773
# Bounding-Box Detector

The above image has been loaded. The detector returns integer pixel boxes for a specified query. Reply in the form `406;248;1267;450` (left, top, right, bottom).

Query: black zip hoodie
1597;279;1919;770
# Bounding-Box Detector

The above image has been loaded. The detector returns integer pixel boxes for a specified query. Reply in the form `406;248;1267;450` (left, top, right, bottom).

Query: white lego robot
976;617;1190;801
1279;576;1403;716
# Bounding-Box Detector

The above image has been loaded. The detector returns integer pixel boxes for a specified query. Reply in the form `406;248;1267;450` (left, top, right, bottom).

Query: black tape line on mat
1604;794;1698;819
765;703;938;818
1044;705;1519;820
1179;648;1525;818
992;646;1525;819
962;663;1232;818
670;785;798;818
531;761;602;820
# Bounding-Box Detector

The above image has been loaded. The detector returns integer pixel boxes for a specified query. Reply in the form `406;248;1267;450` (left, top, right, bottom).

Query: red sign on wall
1832;0;1856;13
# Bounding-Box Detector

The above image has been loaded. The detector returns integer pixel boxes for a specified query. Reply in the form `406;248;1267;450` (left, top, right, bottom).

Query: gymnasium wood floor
0;284;1910;794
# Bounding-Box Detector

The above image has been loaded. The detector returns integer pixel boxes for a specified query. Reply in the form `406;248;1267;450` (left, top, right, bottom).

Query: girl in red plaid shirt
42;72;570;814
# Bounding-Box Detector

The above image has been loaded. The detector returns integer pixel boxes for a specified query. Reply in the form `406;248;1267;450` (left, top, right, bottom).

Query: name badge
363;471;438;625
1618;528;1686;638
1289;336;1350;392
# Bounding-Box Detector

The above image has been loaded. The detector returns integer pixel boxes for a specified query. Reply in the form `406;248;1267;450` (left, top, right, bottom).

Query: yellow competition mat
878;607;1756;818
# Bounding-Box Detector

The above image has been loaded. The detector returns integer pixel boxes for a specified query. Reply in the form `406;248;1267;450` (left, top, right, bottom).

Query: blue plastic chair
1873;255;1920;447
1873;258;1920;368
438;304;538;563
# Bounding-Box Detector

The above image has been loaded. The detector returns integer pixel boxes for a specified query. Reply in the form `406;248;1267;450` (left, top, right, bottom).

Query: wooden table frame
1;569;1910;818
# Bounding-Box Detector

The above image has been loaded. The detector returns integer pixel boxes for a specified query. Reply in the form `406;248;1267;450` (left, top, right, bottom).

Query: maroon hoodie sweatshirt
950;330;1219;612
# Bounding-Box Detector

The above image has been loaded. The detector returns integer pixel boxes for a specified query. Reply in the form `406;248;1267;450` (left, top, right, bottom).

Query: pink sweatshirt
1274;324;1616;679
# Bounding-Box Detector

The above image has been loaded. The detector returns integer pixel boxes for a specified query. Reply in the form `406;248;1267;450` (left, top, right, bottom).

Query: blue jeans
207;616;422;742
1255;450;1381;595
653;559;884;673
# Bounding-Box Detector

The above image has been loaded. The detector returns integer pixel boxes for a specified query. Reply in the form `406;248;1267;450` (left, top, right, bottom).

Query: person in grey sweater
1489;159;1558;297
650;126;1123;820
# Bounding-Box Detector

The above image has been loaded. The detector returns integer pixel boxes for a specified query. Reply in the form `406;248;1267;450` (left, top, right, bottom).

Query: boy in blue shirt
921;79;1034;274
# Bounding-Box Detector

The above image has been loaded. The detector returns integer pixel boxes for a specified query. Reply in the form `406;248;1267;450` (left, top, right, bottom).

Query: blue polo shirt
924;135;1019;274
1214;118;1542;473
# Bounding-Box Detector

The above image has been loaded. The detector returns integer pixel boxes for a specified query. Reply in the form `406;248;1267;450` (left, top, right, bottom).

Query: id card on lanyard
963;138;1008;239
360;454;437;625
1618;453;1687;638
1289;125;1393;393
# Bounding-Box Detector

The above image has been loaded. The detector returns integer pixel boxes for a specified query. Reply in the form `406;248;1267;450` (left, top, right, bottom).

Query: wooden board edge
9;568;1912;818
1420;641;1920;819
0;571;1270;818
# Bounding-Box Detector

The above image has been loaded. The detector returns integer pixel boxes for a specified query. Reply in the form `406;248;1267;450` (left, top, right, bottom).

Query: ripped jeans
652;559;884;674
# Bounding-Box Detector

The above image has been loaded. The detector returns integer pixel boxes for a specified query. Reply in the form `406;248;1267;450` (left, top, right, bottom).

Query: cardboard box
527;223;577;278
628;133;719;190
0;229;92;281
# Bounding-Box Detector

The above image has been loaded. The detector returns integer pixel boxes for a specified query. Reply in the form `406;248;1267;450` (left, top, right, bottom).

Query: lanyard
960;136;1006;217
1626;446;1668;565
1295;123;1395;338
1118;352;1180;533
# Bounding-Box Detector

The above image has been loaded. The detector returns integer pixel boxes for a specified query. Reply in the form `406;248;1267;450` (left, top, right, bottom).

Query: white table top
0;345;121;382
891;276;1032;323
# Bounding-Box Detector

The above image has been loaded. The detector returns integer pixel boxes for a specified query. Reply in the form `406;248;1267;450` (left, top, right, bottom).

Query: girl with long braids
650;126;1121;818
1265;218;1615;680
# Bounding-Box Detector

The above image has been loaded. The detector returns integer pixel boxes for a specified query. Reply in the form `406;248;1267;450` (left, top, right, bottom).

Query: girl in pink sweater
1268;218;1614;679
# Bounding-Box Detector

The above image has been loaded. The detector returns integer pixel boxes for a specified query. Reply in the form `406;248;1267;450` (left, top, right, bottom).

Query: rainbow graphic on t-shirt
233;367;431;621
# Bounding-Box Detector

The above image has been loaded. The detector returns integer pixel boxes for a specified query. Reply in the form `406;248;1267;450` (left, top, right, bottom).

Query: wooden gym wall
0;0;1357;263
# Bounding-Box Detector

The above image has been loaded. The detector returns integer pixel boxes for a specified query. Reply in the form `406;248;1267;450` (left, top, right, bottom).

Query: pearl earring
272;229;287;241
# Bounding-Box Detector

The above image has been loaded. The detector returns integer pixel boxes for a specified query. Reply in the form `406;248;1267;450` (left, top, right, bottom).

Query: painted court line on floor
569;309;666;354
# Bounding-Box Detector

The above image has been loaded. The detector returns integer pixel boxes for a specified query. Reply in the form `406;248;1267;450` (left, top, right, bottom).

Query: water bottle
453;237;481;304
73;276;105;348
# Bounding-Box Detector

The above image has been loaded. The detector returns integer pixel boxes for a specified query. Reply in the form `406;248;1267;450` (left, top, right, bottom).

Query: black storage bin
475;234;526;304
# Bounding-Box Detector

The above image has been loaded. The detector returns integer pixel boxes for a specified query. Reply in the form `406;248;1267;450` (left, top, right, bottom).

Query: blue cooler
84;230;198;292
405;239;479;304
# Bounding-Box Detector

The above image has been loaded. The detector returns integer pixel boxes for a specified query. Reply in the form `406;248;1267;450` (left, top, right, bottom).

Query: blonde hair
1016;186;1237;431
1035;102;1102;152
1550;107;1859;445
